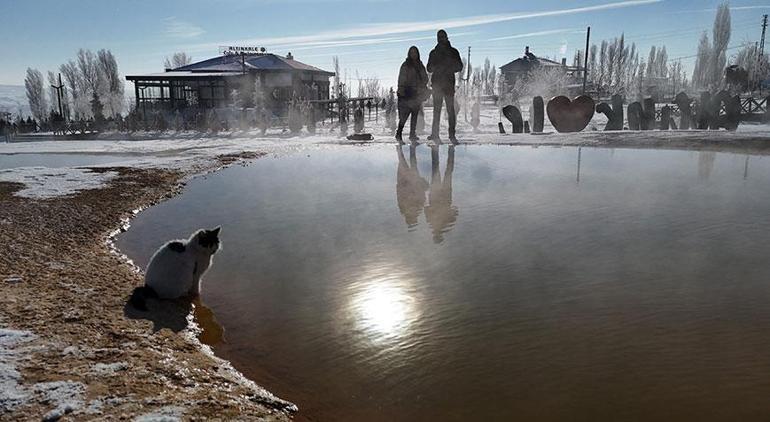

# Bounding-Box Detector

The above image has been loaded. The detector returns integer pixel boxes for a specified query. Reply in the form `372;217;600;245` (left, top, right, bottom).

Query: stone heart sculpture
546;95;595;133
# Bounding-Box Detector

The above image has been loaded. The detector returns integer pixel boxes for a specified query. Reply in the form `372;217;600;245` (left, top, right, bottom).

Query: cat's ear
211;226;221;237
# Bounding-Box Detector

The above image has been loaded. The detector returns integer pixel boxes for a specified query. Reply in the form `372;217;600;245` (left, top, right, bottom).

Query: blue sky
0;0;768;88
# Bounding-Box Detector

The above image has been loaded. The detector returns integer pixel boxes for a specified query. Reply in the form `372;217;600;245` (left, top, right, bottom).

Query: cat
130;227;221;311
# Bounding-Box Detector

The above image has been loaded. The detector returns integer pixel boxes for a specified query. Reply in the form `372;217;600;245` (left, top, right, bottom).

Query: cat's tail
129;285;158;311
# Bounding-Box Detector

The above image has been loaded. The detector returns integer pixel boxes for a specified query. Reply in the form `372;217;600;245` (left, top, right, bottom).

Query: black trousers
397;101;420;136
432;88;456;138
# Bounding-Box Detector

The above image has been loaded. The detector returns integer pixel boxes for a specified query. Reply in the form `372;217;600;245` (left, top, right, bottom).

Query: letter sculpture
673;92;692;130
641;98;656;130
627;102;642;130
503;105;524;133
596;95;624;131
659;105;671;130
530;96;544;133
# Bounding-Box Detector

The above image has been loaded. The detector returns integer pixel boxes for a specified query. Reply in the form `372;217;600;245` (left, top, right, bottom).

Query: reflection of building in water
698;151;716;181
396;145;429;228
425;146;458;244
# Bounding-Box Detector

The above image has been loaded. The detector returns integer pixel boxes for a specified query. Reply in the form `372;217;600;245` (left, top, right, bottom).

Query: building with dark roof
126;50;335;111
499;46;576;86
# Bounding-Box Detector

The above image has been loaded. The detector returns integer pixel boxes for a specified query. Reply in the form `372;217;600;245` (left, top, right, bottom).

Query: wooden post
134;82;140;111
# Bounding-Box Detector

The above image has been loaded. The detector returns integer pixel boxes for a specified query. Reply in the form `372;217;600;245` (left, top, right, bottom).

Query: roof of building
500;48;563;73
175;53;333;74
126;53;335;80
126;71;243;80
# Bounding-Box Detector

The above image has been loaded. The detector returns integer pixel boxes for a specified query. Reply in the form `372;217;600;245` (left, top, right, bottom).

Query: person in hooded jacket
396;46;429;144
427;29;463;144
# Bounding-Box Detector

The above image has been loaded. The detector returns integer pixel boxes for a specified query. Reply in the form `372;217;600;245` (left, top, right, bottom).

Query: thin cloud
673;5;770;13
163;17;205;39
487;28;584;42
281;32;474;52
185;0;661;53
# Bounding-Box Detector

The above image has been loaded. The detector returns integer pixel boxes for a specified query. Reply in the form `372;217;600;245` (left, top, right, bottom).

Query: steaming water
117;145;770;422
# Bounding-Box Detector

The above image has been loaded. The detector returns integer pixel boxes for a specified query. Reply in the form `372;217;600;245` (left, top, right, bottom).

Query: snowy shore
0;153;297;420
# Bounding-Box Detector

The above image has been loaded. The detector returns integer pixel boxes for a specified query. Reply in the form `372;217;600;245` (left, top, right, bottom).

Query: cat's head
195;226;221;253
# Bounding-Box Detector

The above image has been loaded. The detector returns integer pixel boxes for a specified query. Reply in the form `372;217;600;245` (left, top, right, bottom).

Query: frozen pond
118;144;770;421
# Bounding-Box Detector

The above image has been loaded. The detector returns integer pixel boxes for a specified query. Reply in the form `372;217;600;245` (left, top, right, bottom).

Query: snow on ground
1;328;86;419
0;167;118;199
1;327;100;419
134;405;186;422
34;381;86;421
0;328;37;413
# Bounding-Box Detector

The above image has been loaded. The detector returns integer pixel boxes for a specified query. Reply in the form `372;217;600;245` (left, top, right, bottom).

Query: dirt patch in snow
0;153;294;420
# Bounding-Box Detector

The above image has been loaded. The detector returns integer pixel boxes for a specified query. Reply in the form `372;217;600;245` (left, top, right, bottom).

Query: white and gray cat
130;227;221;311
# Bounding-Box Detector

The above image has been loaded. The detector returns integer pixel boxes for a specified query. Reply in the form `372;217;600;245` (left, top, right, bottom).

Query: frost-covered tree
636;61;646;98
646;45;668;79
91;92;105;124
693;32;712;88
606;40;617;90
77;49;101;97
481;58;497;96
733;43;769;90
163;52;192;69
692;2;731;89
97;49;124;117
55;48;124;119
669;61;688;94
60;60;87;118
24;68;47;122
598;40;608;88
710;2;731;87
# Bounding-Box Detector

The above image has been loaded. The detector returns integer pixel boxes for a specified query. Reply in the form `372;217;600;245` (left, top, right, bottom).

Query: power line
668;42;752;62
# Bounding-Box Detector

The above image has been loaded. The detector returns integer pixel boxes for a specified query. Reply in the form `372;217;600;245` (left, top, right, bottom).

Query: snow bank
0;328;36;413
0;167;117;199
1;327;88;418
34;381;86;421
134;405;186;422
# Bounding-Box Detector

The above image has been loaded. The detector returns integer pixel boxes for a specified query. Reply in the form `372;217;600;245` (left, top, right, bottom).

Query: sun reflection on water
348;268;420;342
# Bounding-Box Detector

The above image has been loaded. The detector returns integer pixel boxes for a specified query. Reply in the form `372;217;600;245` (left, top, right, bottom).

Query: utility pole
582;26;591;95
761;15;768;57
50;73;65;121
760;15;768;95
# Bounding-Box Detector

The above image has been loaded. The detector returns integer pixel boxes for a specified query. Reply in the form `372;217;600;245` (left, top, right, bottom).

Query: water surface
118;145;770;422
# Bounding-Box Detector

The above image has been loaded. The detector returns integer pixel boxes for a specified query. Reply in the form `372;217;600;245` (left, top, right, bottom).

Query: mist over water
118;145;770;421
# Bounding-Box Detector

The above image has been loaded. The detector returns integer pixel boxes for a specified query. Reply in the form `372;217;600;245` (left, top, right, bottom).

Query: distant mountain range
0;84;30;117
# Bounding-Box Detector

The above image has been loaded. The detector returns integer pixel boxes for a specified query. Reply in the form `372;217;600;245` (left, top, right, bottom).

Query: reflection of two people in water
396;145;458;243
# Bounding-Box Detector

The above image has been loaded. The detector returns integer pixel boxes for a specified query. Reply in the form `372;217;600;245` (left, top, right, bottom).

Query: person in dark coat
396;46;428;144
427;29;463;144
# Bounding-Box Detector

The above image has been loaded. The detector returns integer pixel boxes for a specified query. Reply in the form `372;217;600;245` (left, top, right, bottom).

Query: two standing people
396;30;463;145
